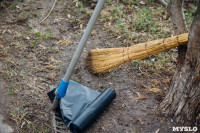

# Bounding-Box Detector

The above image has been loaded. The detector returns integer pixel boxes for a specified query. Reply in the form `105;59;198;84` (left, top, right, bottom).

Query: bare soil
0;0;192;133
0;77;15;133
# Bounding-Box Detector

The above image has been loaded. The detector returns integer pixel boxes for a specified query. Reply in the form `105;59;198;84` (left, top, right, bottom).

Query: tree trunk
159;1;200;125
168;0;188;69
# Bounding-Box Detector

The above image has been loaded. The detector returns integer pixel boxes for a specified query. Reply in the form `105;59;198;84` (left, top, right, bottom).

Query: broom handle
63;0;106;82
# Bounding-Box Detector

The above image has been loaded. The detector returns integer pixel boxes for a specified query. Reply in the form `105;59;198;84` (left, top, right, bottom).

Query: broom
87;33;189;74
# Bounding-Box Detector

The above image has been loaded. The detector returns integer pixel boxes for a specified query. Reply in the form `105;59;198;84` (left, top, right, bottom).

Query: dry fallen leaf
139;1;145;5
133;91;148;101
163;15;167;20
137;118;144;125
45;65;59;70
133;95;148;100
163;78;170;83
151;79;160;86
164;86;169;90
140;84;148;89
49;57;61;64
147;88;161;93
57;38;73;46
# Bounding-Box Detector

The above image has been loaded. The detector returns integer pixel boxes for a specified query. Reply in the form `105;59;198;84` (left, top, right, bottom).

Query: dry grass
0;0;196;132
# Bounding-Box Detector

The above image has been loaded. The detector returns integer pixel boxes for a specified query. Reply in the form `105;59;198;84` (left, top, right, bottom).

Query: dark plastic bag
51;80;116;133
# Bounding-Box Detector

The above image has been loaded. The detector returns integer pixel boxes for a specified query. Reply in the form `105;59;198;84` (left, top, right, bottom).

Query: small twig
155;128;160;133
156;0;168;9
39;0;57;24
138;66;145;75
98;70;115;79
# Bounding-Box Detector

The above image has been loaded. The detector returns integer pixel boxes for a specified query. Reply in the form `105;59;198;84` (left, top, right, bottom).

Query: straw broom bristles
87;33;189;74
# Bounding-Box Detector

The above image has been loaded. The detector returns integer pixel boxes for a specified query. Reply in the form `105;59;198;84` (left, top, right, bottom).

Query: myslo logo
172;126;198;132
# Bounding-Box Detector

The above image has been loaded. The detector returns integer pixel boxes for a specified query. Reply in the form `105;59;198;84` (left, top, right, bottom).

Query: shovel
48;0;116;132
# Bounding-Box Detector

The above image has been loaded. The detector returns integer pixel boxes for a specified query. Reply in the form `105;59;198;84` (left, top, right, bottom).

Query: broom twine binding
122;48;126;63
127;47;131;61
122;47;132;63
145;42;150;57
163;39;167;50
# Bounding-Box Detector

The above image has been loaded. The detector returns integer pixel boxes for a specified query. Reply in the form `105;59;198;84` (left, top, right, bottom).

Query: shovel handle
52;0;106;111
63;0;106;82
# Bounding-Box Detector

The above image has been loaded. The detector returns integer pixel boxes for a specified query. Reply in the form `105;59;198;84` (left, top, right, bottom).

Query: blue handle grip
56;80;69;99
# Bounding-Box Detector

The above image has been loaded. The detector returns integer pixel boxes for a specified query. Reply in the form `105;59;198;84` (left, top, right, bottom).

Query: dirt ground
0;0;195;132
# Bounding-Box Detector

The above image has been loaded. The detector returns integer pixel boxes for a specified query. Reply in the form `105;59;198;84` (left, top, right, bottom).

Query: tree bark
168;0;188;70
159;1;200;125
